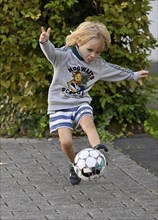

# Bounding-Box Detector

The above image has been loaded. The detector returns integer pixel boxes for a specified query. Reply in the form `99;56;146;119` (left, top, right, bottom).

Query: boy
39;21;148;185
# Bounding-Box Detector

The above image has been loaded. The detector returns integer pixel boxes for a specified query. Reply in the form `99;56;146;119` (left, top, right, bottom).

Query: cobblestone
0;137;157;220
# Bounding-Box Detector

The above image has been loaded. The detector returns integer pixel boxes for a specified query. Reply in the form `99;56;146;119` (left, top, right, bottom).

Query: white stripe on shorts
49;104;93;133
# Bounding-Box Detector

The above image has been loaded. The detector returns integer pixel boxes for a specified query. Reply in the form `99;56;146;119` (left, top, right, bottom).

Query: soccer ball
74;148;106;181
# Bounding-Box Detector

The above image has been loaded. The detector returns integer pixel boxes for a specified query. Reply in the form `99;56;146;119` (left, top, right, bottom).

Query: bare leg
58;127;76;163
58;127;81;185
80;115;109;165
80;115;100;148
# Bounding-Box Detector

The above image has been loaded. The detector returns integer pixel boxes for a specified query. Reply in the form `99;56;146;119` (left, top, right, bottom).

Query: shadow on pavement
114;134;158;177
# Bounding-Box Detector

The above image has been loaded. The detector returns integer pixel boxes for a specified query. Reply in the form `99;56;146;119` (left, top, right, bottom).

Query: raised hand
39;27;51;44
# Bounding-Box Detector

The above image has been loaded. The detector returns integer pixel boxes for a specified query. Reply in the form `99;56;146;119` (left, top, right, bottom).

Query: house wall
148;1;158;73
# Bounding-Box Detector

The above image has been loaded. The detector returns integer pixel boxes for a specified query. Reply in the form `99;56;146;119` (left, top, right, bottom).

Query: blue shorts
49;104;93;133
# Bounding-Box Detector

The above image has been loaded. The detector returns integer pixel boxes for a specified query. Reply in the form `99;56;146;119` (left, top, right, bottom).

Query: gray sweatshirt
40;41;138;114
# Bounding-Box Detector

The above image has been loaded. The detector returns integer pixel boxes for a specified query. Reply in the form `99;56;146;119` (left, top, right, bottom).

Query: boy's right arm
39;27;57;64
39;27;66;66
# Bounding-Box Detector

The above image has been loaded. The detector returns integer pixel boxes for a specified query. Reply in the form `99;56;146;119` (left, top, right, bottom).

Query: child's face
78;38;102;63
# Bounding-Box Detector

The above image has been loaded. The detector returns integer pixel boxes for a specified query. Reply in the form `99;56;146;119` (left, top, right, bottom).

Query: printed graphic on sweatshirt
62;66;94;98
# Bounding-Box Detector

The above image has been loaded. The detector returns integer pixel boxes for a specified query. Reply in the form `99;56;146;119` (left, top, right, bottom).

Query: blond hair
65;21;111;51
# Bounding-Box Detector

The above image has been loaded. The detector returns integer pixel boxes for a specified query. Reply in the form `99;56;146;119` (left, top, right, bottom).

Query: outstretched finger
41;26;45;33
137;79;143;86
47;27;51;35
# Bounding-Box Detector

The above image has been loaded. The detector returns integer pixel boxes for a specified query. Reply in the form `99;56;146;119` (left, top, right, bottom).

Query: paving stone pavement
0;137;158;220
114;134;158;177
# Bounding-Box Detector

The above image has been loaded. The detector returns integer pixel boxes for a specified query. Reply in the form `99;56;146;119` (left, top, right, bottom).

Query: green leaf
1;80;10;88
32;40;38;49
121;2;128;9
3;4;8;12
12;96;22;104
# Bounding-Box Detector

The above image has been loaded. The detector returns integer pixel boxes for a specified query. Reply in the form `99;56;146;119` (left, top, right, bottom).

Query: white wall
148;0;158;61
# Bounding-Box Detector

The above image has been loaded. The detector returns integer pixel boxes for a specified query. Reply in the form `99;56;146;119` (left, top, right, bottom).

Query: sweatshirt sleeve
99;59;138;81
40;40;67;66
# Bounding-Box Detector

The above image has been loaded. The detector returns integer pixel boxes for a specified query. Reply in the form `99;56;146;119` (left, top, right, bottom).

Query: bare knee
60;138;73;150
58;128;73;150
80;116;96;132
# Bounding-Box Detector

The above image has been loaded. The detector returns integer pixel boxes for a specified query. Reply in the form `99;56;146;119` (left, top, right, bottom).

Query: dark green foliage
0;0;157;139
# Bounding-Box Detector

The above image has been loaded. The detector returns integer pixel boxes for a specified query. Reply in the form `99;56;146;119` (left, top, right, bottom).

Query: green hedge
0;0;157;139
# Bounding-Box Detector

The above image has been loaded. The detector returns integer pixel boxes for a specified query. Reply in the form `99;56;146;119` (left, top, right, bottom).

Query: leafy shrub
0;0;157;139
143;74;158;140
144;110;158;139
